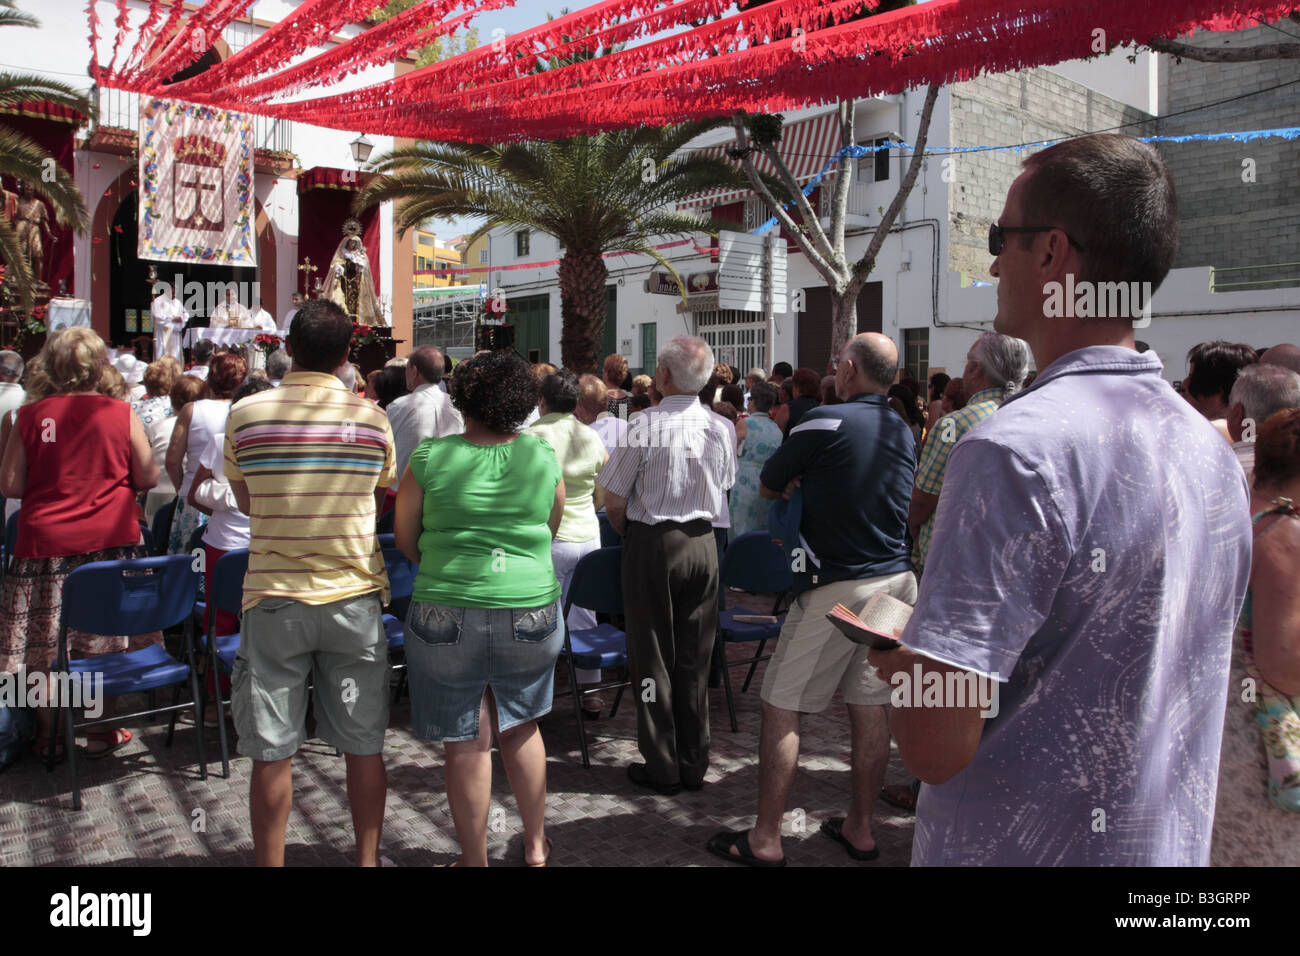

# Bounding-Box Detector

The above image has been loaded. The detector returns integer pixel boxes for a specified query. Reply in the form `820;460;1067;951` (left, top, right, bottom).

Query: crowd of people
0;130;1296;868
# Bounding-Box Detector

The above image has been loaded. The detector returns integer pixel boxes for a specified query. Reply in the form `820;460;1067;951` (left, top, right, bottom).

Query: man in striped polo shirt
225;298;397;867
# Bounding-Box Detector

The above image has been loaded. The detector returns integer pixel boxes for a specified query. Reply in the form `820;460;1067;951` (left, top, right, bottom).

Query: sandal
880;783;918;814
84;728;133;760
525;836;553;868
34;736;66;763
705;829;786;868
820;817;879;861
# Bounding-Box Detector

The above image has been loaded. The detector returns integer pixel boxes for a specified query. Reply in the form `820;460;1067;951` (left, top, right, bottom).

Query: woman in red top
0;328;160;759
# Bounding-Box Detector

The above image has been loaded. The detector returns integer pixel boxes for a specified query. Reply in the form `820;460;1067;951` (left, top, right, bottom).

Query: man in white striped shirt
598;336;737;795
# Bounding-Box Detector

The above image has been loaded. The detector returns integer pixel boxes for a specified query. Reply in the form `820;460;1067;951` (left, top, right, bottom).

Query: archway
90;165;277;350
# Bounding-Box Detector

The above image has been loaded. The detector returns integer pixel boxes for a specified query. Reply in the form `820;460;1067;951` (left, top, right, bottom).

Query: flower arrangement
0;265;46;347
351;322;380;348
481;299;508;324
252;333;282;358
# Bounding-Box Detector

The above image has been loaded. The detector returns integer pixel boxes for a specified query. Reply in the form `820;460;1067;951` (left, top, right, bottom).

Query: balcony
87;86;294;173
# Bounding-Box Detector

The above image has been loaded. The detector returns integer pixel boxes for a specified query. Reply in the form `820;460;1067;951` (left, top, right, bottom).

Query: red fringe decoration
92;0;1298;143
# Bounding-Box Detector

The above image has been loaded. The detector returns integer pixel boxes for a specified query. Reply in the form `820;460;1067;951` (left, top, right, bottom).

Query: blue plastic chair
49;554;206;810
197;548;247;778
150;498;177;557
559;546;631;768
377;533;418;703
716;531;794;732
597;513;621;549
137;521;155;555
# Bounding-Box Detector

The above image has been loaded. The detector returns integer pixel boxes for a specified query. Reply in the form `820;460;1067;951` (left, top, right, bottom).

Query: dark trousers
622;519;719;787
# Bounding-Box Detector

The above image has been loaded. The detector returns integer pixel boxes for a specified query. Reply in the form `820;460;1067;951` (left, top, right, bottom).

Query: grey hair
1230;363;1300;426
971;331;1030;390
658;335;715;393
266;349;291;380
746;366;767;382
0;349;23;383
844;336;896;389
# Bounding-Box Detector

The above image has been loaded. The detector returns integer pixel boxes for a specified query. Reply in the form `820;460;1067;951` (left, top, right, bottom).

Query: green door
508;293;550;363
639;322;657;375
601;285;618;363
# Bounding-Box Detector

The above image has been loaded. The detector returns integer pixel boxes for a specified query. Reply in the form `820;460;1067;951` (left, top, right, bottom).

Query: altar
183;327;268;349
184;326;278;371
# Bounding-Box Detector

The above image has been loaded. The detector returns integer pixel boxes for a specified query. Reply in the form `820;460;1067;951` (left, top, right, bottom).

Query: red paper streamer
93;0;1297;146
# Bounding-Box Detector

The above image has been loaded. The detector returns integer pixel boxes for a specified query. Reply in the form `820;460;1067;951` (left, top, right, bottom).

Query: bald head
1261;344;1300;378
839;332;898;397
407;345;445;387
576;373;607;424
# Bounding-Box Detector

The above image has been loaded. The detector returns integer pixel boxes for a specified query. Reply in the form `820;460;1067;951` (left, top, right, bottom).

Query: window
478;248;489;265
515;230;530;257
903;328;929;385
858;137;891;183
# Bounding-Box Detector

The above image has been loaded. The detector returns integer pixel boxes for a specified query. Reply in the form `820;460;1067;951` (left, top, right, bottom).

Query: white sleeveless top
180;399;230;497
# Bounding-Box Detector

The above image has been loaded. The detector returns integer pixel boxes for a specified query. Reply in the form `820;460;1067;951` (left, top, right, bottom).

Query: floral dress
1211;500;1300;865
728;412;783;543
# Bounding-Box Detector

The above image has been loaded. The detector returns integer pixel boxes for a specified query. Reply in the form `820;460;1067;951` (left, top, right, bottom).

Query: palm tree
0;0;91;311
356;120;776;372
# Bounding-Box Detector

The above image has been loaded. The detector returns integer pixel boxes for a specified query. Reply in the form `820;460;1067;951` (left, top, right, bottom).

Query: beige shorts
760;571;918;713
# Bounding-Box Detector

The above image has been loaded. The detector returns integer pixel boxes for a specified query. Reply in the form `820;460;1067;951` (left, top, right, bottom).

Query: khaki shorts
232;592;389;762
760;571;917;713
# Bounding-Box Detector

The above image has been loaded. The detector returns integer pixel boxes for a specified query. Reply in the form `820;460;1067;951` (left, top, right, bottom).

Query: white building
0;0;416;351
440;35;1298;383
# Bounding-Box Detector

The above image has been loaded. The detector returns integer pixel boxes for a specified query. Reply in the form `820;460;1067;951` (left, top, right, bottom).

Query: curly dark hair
540;369;580;414
449;350;539;433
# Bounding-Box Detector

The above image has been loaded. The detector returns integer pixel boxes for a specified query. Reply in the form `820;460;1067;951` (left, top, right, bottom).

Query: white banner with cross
137;98;256;268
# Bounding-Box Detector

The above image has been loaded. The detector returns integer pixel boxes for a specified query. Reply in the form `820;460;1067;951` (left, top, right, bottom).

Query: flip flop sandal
525;836;554;867
880;783;918;813
84;728;133;760
820;817;879;861
706;829;787;868
34;737;67;763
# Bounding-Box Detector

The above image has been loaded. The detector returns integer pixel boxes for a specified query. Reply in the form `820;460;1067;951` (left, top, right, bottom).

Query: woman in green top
395;350;566;868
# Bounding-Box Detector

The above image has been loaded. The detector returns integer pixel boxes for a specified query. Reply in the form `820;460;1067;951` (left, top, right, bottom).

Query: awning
678;110;841;210
0;99;86;125
296;165;374;195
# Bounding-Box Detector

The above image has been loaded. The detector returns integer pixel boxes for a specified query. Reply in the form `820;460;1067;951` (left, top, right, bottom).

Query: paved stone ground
0;603;917;867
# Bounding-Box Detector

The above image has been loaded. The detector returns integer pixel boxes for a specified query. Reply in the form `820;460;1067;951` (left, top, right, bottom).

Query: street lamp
350;133;373;167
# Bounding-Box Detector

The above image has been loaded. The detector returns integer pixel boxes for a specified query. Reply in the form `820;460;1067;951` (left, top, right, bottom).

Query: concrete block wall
1155;25;1300;279
946;69;1156;282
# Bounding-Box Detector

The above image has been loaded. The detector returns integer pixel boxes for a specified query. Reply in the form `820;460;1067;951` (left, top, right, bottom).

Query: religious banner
137;98;256;268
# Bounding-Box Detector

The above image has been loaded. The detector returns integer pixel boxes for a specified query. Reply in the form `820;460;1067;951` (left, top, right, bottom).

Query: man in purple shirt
870;134;1252;865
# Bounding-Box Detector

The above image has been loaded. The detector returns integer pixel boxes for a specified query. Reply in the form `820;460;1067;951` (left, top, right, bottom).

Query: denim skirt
404;598;563;742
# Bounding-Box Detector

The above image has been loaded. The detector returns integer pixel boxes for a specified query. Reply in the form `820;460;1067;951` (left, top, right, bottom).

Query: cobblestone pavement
0;617;917;867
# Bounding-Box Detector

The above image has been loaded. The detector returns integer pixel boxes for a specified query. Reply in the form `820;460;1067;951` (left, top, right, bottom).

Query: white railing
95;86;292;153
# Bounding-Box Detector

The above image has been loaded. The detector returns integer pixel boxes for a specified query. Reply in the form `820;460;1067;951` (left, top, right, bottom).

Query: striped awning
678;110;841;210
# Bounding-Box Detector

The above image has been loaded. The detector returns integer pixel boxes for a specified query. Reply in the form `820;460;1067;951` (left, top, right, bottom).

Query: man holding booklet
868;134;1251;866
707;332;916;867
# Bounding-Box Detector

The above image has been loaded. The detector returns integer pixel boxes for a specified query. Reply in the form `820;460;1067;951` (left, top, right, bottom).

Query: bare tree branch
1147;36;1300;60
730;110;839;282
850;83;940;285
829;100;855;262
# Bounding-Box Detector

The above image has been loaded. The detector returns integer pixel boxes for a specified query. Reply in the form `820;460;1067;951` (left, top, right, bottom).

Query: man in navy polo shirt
707;332;916;866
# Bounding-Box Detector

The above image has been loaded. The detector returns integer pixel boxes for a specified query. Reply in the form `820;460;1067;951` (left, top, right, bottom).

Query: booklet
825;592;914;650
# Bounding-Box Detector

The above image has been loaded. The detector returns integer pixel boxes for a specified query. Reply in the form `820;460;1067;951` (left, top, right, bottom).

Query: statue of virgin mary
323;219;385;325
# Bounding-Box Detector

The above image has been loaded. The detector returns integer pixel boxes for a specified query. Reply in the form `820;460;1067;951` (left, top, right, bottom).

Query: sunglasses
988;223;1085;257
